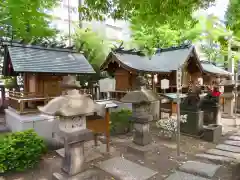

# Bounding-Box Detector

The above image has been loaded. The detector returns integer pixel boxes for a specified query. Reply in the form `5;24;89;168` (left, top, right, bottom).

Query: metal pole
67;0;71;46
176;87;181;156
235;72;238;125
176;67;181;156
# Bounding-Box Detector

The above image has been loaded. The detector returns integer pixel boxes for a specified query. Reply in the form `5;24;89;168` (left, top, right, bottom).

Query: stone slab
127;143;157;157
195;154;235;164
53;170;99;180
56;148;103;163
179;161;220;178
216;144;240;153
165;171;210;180
97;157;158;180
224;140;240;147
228;136;240;141
206;149;240;160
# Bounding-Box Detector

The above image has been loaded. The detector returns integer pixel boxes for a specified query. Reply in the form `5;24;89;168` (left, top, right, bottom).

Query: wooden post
105;108;110;153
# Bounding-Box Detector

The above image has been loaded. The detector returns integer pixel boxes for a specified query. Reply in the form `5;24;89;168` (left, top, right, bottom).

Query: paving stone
195;154;235;164
53;169;100;180
206;149;240;160
179;161;220;178
165;171;210;180
224;140;240;147
97;157;158;180
228;136;240;141
216;144;240;153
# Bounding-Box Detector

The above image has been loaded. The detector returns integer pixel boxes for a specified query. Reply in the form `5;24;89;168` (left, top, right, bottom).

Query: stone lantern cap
38;92;104;117
121;88;159;104
38;75;105;117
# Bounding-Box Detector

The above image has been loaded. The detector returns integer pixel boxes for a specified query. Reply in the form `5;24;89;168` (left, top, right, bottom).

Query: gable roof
101;45;202;73
200;61;232;76
3;42;95;74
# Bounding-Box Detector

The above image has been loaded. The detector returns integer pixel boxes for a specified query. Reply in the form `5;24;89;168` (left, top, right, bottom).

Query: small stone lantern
121;75;159;146
38;76;104;179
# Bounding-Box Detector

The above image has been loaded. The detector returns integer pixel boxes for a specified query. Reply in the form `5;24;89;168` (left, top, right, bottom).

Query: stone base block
53;170;99;180
133;123;151;146
127;143;157;157
202;124;222;143
5;108;63;150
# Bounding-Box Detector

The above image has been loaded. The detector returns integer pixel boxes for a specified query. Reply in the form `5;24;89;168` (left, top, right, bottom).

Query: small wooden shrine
1;41;95;114
100;44;231;115
101;44;231;93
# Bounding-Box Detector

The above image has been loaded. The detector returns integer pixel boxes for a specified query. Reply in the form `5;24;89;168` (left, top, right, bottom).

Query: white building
51;0;131;43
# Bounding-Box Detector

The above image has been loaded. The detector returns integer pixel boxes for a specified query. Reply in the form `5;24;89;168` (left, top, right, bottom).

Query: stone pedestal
222;93;234;117
223;97;234;117
53;116;94;179
132;103;152;146
133;121;151;146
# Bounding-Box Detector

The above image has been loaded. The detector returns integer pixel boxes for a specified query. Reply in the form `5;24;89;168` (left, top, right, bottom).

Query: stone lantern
121;75;159;146
38;75;104;179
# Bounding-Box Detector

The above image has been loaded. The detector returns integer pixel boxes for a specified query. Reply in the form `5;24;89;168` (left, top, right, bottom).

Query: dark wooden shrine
1;41;95;114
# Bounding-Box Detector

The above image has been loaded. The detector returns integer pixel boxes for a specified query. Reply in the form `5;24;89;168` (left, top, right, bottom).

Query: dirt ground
0;122;239;180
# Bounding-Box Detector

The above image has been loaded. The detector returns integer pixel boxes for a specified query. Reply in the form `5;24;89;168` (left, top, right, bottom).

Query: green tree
225;0;240;38
72;28;111;86
0;0;59;41
79;0;215;27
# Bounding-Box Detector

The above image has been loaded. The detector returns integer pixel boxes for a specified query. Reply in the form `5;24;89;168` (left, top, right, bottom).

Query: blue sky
206;0;229;20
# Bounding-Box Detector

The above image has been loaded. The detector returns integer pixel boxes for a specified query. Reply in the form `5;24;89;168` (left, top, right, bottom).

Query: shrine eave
100;45;202;74
2;43;95;75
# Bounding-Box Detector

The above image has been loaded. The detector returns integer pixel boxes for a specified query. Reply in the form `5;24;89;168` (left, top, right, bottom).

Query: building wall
51;0;131;43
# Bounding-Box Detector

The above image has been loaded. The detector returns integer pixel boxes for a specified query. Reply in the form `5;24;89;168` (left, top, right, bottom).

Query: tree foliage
225;0;240;38
79;0;215;27
72;28;111;85
130;14;234;63
0;0;59;41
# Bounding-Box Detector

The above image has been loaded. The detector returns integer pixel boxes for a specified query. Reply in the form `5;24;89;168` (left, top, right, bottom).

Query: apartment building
51;0;131;43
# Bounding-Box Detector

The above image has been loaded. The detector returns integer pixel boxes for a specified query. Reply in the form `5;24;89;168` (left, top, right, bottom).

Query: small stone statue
135;75;148;90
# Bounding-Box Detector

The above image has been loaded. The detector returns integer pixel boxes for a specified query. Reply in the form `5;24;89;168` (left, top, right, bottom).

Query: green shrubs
0;129;46;173
110;109;132;135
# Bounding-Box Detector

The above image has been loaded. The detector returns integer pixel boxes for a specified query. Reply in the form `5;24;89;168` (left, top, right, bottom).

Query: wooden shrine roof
100;44;202;73
2;42;95;74
101;44;231;77
200;61;232;76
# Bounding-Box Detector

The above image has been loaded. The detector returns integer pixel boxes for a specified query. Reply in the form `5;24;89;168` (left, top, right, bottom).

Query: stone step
178;161;221;178
216;144;240;153
206;149;240;160
165;171;210;180
224;140;240;147
228;136;240;141
195;154;236;164
97;157;158;180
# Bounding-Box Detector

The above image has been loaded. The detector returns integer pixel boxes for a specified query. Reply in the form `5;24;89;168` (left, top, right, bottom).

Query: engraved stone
97;157;158;180
179;161;220;178
165;171;210;180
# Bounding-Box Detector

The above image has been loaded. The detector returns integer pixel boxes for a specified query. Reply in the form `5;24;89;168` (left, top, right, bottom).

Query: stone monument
38;75;104;179
121;75;159;155
220;80;234;117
